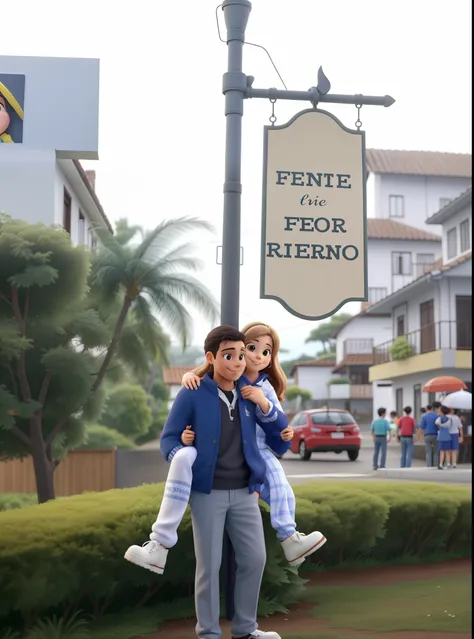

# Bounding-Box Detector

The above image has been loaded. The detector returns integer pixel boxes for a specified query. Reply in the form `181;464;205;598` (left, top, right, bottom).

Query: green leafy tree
0;215;217;503
305;313;352;353
101;383;152;439
0;217;107;503
285;386;312;403
89;217;218;392
80;424;136;450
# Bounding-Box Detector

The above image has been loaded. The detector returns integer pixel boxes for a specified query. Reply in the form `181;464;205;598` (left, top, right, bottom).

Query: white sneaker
281;531;327;566
232;630;282;639
124;540;168;575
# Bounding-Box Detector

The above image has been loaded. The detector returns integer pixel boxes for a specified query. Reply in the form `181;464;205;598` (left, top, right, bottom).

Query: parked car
289;409;362;461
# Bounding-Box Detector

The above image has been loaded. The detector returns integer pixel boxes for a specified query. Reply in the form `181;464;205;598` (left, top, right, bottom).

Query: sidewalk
376;466;472;483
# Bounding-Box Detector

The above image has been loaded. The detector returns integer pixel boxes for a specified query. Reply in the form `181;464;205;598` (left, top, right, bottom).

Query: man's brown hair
204;325;246;357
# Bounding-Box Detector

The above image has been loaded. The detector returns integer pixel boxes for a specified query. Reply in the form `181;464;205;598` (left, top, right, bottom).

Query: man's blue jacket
160;374;290;494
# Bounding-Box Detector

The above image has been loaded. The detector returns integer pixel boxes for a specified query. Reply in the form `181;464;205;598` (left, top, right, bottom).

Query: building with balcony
332;312;392;422
366;218;442;304
366;149;471;233
367;188;472;418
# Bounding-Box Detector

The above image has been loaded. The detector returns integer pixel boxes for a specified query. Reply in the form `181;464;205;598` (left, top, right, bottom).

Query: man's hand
280;427;294;442
181;425;195;445
240;385;269;412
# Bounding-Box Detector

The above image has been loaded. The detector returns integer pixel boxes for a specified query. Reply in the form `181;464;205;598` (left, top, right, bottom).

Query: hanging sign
260;108;367;320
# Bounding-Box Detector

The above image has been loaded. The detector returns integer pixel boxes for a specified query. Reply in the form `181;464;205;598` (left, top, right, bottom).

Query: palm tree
90;217;218;392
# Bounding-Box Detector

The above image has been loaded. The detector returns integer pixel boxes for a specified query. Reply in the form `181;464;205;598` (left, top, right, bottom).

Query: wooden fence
0;449;116;496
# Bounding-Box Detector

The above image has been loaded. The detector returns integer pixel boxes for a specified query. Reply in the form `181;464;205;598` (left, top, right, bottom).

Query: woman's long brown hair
188;321;287;401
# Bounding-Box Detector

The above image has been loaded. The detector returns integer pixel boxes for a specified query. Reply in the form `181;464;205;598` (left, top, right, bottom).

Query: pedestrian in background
371;407;392;470
388;410;398;443
398;406;416;468
417;404;439;467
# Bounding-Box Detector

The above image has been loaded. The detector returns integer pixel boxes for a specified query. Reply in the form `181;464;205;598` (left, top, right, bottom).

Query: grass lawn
303;574;471;633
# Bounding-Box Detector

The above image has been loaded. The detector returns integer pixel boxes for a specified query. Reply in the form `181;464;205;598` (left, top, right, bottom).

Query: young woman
182;322;326;566
436;405;463;469
125;322;326;576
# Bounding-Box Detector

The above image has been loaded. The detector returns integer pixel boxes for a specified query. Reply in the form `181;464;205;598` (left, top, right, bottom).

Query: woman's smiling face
245;335;273;374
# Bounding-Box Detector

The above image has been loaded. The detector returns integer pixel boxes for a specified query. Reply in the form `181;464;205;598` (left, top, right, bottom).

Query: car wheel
299;440;311;461
347;450;359;461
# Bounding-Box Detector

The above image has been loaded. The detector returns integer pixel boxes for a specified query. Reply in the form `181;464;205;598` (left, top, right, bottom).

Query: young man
371;407;391;470
417;404;439;467
144;326;289;639
398;406;416;468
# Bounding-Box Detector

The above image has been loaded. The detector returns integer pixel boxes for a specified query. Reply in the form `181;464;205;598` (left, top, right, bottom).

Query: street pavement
281;436;472;485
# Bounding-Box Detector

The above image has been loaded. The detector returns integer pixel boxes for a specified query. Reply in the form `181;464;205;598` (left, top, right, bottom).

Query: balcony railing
344;339;374;356
350;384;373;399
373;321;472;365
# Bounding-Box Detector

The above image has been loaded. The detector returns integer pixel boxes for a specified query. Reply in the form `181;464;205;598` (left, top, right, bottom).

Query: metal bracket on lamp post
219;0;395;622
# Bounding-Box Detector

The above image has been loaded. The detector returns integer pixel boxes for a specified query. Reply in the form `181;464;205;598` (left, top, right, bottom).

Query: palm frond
132;217;214;263
151;274;218;323
131;297;170;364
146;288;193;348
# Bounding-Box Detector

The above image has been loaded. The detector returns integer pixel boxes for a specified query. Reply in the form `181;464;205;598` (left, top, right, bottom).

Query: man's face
206;340;246;382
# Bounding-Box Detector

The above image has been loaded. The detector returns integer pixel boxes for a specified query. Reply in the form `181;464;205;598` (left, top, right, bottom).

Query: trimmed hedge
0;481;470;630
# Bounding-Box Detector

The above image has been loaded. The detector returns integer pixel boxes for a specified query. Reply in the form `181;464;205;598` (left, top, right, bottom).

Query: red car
289;409;362;461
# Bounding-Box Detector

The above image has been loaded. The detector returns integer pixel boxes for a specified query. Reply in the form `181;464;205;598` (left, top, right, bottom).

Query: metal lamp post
219;0;395;619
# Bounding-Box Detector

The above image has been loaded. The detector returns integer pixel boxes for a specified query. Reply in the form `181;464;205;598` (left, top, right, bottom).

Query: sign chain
355;103;363;130
269;98;277;126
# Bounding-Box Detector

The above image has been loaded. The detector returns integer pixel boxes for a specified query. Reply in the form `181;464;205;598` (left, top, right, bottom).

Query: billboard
260;109;367;321
0;74;25;144
0;55;99;159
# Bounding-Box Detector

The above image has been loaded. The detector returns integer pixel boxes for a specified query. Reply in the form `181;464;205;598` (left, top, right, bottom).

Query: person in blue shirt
371;407;392;470
417;403;439;467
126;325;287;639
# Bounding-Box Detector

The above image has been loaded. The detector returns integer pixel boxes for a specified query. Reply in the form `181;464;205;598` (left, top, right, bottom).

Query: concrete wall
294;365;336;401
115;449;170;489
0;146;56;224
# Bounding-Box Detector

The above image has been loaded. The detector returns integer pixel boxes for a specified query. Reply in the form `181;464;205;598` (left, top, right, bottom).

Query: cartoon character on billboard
0;78;25;144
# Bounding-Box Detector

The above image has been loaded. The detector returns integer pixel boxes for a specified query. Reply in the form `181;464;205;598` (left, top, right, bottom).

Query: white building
163;366;194;410
0;147;112;245
366;218;442;304
290;359;338;402
367;188;472;419
366;149;471;232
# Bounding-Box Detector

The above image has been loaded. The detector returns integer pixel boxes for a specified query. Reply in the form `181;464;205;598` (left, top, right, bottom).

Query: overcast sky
3;0;472;359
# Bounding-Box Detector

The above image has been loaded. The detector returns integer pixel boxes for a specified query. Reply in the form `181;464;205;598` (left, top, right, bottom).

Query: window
311;411;356;426
63;188;72;234
447;227;457;260
78;211;86;245
414;384;422;422
460;219;471;253
368;287;388;304
397;315;405;337
396;388;403;416
392;252;412;275
415;253;435;277
389;195;404;218
439;198;451;209
290;413;307;427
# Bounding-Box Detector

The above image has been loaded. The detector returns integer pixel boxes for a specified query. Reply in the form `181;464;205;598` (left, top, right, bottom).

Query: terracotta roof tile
367;149;472;178
367;218;441;242
163;366;195;385
333;354;374;372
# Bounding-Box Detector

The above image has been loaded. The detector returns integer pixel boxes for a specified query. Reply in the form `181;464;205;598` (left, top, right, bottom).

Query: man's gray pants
424;434;438;467
190;488;266;639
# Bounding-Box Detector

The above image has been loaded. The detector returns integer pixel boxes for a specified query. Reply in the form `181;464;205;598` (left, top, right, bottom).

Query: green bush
0;493;37;512
78;424;136;450
101;384;152;439
389;336;413;360
0;481;470;632
327;377;350;385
